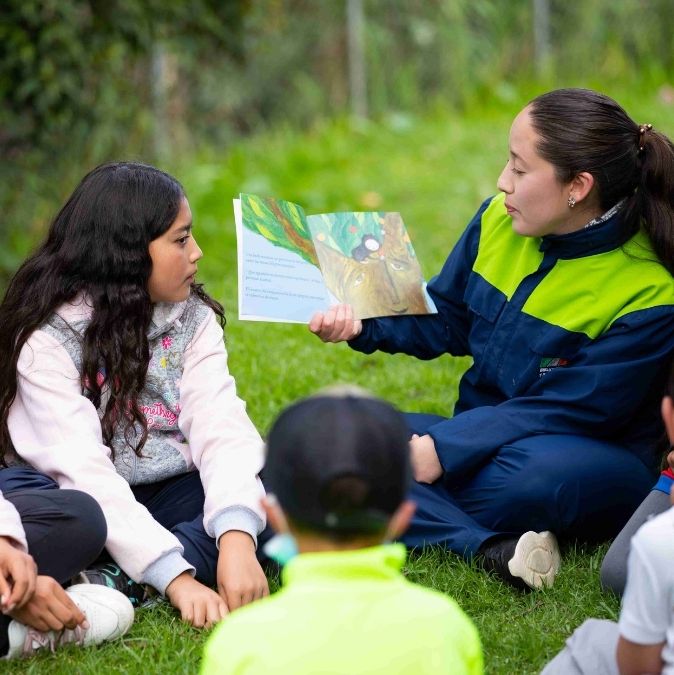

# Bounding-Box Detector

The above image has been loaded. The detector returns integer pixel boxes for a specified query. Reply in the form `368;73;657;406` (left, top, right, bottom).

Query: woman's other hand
309;304;362;343
410;434;443;483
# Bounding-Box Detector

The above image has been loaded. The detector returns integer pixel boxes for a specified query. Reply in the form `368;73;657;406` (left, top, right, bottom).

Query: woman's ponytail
637;128;674;275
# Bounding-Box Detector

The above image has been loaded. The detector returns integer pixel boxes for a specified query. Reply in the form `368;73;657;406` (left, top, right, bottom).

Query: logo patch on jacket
539;357;569;377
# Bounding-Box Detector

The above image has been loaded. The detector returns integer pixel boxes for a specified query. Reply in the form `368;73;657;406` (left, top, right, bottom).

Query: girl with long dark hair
309;88;674;590
0;162;268;628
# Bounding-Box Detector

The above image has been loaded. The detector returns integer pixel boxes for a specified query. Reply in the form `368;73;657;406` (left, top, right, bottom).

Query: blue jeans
402;413;656;556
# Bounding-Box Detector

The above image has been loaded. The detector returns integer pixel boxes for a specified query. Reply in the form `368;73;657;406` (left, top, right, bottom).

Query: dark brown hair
0;162;224;461
529;88;674;274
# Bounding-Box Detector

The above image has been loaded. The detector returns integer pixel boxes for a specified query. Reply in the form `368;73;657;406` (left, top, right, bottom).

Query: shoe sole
507;531;560;590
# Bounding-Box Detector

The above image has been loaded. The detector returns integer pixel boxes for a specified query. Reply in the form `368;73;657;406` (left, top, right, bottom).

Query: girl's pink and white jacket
7;294;265;594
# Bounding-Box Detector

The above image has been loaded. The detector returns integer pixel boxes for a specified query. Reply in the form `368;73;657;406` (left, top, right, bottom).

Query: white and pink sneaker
5;584;134;659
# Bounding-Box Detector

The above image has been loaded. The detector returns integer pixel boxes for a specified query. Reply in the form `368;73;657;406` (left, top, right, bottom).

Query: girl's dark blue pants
0;471;107;583
402;413;656;556
0;467;272;588
0;473;108;656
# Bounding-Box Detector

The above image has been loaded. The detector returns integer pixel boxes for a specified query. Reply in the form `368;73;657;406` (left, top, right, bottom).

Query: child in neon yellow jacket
202;387;482;675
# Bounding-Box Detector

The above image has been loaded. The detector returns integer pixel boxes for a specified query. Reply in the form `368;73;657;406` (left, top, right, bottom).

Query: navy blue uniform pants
0;467;272;588
403;413;656;556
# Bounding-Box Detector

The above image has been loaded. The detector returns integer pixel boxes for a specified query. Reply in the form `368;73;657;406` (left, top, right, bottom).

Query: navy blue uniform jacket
350;194;674;479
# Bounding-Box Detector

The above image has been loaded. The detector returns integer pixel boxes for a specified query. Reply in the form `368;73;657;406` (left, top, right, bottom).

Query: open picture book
233;193;438;323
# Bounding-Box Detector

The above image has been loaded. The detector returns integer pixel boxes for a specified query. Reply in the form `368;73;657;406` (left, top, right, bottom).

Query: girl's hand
9;576;85;632
410;434;443;483
309;304;362;343
165;572;227;629
0;536;37;612
217;531;269;612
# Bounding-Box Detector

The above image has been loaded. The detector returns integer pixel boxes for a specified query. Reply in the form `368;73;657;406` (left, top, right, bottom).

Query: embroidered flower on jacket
162;336;173;350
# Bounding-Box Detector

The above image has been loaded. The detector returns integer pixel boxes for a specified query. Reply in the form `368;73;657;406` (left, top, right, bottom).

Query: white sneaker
507;531;561;590
5;584;134;659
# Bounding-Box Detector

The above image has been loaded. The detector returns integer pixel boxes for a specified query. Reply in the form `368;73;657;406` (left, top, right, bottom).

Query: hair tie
638;123;653;153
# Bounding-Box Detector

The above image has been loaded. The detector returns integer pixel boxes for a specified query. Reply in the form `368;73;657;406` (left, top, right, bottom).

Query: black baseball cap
264;387;412;535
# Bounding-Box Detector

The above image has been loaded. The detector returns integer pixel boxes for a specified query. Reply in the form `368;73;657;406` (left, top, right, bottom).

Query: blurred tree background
1;0;674;285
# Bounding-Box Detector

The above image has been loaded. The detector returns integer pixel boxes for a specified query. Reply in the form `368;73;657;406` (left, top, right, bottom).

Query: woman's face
496;107;579;238
148;197;203;303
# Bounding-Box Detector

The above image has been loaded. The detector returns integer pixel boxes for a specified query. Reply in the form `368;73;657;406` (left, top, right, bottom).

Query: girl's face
496;107;580;238
148;197;203;303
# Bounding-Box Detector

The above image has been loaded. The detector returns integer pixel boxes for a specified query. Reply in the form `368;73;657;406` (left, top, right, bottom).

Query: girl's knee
58;489;108;555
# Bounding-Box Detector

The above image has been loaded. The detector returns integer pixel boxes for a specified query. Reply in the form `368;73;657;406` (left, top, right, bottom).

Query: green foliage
0;0;249;284
0;0;248;151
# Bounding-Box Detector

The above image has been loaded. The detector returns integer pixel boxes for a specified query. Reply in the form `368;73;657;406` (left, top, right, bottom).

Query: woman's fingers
308;305;361;343
308;312;325;335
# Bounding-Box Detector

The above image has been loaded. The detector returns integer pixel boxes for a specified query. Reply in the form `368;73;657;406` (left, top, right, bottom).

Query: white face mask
262;532;299;566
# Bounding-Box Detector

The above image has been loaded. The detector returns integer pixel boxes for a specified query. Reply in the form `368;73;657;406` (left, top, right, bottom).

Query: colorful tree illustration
308;211;416;261
240;194;318;266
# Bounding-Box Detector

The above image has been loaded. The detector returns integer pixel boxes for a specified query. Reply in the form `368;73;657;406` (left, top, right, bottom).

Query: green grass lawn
3;83;673;673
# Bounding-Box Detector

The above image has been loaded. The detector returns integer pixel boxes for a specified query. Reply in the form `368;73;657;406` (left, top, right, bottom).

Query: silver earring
567;195;576;208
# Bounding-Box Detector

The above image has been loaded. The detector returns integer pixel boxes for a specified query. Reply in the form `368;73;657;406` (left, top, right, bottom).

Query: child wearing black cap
201;386;482;675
